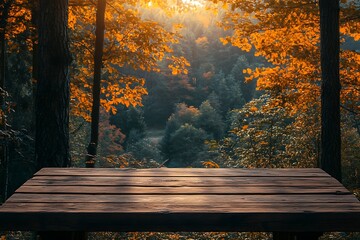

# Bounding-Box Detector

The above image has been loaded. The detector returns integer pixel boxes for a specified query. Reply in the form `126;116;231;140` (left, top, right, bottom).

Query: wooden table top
1;167;360;232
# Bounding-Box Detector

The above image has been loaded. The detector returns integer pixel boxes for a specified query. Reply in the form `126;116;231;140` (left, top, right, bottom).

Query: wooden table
1;168;360;240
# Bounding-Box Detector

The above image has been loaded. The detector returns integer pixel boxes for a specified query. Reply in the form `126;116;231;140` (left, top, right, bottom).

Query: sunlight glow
182;0;204;7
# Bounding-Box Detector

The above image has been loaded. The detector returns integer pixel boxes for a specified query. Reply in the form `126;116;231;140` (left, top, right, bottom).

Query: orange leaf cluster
218;0;359;115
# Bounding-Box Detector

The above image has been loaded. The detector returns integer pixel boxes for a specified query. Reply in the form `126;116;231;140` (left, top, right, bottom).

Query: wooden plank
6;193;360;204
15;185;351;195
1;203;360;232
2;202;360;213
35;168;330;177
26;176;343;187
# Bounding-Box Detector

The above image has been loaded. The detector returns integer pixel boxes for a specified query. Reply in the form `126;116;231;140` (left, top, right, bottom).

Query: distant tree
198;100;224;140
160;101;226;166
143;72;196;127
341;123;360;188
160;103;200;163
284;108;321;168
36;0;72;168
206;92;221;112
230;56;257;102
127;138;162;163
110;106;146;148
143;74;175;127
218;95;291;168
166;123;207;167
167;103;200;128
210;71;245;115
98;109;125;158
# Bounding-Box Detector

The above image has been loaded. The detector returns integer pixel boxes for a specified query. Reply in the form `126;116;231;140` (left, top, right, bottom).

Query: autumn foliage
218;0;359;116
69;0;190;120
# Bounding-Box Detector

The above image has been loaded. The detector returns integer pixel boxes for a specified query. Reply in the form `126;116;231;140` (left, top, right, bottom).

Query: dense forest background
0;0;360;239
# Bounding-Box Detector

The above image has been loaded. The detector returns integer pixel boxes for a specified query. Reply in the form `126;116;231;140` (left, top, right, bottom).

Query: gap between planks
34;168;330;178
15;185;351;195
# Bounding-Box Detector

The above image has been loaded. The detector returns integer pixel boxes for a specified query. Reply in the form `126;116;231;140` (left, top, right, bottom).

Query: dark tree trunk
85;0;106;168
36;0;72;168
319;0;341;182
0;0;12;204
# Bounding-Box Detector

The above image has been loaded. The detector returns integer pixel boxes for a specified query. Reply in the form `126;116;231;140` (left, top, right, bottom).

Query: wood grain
16;185;351;195
27;176;342;187
1;168;360;232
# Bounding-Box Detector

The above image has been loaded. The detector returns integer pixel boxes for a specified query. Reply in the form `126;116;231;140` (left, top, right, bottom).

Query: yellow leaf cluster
167;56;191;75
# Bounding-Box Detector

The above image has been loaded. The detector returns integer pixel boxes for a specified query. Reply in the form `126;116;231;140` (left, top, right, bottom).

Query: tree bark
36;0;72;168
319;0;341;182
0;0;12;204
85;0;106;168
